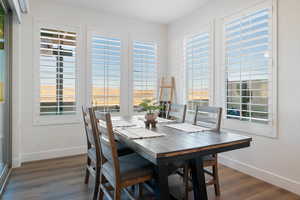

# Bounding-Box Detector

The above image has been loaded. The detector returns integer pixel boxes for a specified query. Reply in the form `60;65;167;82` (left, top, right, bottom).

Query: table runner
164;123;211;133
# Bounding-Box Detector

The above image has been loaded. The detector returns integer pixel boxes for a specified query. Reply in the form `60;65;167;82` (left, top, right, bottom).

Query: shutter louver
40;28;77;116
91;35;121;113
133;41;157;111
185;31;211;111
224;7;272;124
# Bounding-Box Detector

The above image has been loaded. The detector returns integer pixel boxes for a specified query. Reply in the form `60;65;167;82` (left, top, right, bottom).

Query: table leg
190;157;208;200
156;163;170;200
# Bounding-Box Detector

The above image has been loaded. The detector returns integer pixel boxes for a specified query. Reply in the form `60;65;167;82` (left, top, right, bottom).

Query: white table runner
115;127;166;139
164;123;211;133
111;119;137;128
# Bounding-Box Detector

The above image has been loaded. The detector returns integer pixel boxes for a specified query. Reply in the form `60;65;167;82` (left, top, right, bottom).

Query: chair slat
196;116;217;124
195;106;222;132
95;110;108;121
197;106;220;114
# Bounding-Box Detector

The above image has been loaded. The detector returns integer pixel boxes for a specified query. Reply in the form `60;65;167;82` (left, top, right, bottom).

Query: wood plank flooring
1;155;299;200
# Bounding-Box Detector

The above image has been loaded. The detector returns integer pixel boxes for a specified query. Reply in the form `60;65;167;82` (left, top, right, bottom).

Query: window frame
33;21;83;125
221;0;278;138
86;29;126;116
183;22;215;110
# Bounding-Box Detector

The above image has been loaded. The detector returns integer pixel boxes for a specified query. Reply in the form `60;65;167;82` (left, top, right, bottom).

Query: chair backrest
82;106;96;148
185;110;197;125
195;106;222;132
167;104;187;123
88;107;103;164
97;112;121;184
82;106;102;165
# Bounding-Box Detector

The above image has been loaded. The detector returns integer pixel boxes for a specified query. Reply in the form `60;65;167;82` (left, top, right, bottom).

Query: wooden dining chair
183;105;222;199
167;103;187;123
97;112;154;200
194;106;222;132
83;106;134;200
82;106;102;200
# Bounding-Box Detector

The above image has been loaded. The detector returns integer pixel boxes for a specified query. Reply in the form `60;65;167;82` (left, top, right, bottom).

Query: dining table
96;114;252;200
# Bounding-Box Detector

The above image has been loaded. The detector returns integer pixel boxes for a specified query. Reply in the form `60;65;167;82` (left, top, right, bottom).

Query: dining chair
167;103;187;123
194;106;222;132
97;112;154;200
183;105;222;199
82;106;102;200
83;106;134;200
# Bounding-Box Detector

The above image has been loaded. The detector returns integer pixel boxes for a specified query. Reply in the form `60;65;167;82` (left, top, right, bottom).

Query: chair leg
114;187;121;200
93;179;100;200
183;165;189;200
212;165;220;196
92;167;101;200
98;188;104;200
138;183;143;198
85;157;91;184
98;174;106;200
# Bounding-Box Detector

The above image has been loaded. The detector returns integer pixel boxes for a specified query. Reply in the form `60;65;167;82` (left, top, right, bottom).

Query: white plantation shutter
91;34;121;113
133;41;157;111
39;28;77;116
184;30;211;111
224;4;274;124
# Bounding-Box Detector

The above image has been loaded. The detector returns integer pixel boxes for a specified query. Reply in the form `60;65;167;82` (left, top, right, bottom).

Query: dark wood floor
1;155;299;200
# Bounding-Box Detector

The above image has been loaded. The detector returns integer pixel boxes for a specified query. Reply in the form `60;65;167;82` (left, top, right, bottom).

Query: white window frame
86;29;127;116
221;0;278;138
183;22;215;110
129;36;160;115
33;21;83;125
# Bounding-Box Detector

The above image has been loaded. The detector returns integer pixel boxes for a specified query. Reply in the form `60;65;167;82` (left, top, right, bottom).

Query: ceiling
57;0;209;24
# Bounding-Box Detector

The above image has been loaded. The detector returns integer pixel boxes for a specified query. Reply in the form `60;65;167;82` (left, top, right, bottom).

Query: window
39;28;77;116
185;30;212;111
223;2;275;125
133;41;157;111
91;34;121;113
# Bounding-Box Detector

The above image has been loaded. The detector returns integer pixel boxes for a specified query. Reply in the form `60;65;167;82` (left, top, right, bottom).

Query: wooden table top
131;125;251;158
97;114;252;164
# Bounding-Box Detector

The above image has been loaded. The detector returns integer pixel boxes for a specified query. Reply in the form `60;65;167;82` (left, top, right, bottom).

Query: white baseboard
20;146;87;164
219;155;300;196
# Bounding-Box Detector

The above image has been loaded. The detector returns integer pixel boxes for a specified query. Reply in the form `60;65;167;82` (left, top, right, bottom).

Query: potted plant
139;99;162;127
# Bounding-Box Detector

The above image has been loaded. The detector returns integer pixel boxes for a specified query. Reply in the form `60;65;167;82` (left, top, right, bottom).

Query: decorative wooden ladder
158;76;175;118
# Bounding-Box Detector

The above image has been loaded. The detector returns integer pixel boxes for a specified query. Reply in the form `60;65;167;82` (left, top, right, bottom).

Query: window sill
33;115;81;126
222;118;277;139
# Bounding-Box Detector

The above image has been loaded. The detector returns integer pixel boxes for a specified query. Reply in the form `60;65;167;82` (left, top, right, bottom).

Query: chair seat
88;142;133;162
203;155;215;161
102;153;153;185
203;154;217;167
169;160;187;174
117;142;133;156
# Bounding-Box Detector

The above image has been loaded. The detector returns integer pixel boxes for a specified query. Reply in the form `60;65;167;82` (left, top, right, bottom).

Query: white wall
12;0;168;165
168;0;300;195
